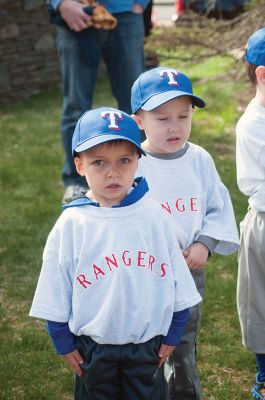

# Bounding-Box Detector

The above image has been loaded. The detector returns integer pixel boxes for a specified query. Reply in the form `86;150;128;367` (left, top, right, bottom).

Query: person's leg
237;211;265;400
251;354;265;400
121;336;169;400
237;210;265;351
103;12;145;114
56;27;101;188
143;0;153;37
256;354;265;383
75;336;121;400
165;269;205;400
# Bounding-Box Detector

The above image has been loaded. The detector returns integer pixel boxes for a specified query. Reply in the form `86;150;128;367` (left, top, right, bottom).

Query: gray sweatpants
165;269;205;400
237;209;265;353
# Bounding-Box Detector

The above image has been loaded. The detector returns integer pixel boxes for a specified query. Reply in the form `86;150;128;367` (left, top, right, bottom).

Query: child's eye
120;158;131;165
179;114;189;119
158;117;167;121
93;160;104;166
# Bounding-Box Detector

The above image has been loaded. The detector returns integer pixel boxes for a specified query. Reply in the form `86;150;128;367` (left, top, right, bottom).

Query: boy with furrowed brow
131;67;240;400
29;107;202;399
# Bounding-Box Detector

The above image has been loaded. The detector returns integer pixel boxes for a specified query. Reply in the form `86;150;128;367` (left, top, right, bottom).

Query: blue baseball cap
245;27;265;66
72;107;146;157
131;67;205;113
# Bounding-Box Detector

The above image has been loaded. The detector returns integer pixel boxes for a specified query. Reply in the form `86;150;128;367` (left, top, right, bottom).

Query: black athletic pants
74;335;169;400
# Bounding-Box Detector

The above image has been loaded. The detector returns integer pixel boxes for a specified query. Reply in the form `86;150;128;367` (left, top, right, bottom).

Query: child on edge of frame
236;27;265;400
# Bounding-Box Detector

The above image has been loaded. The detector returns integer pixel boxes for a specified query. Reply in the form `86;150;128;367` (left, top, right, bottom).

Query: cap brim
74;134;146;156
141;91;205;110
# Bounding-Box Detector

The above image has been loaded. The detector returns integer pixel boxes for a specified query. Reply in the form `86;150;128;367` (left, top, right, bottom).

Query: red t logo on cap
101;111;124;130
159;69;179;86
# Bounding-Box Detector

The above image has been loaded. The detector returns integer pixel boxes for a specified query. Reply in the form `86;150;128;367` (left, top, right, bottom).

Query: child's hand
63;349;84;377
158;344;176;368
182;242;209;270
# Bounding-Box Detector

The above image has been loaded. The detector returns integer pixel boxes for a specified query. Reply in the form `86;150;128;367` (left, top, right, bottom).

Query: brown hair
245;60;258;85
103;139;141;158
232;47;258;85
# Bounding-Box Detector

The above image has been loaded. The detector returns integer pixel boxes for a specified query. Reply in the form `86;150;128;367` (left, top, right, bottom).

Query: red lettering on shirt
137;251;146;267
161;201;172;214
76;274;92;288
157;263;169;278
148;255;155;271
76;250;170;291
175;198;185;212
93;264;106;280
105;254;118;271
161;197;200;214
190;197;198;211
122;250;131;266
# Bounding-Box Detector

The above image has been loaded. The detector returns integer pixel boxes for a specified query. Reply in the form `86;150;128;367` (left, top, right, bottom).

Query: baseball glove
81;0;117;30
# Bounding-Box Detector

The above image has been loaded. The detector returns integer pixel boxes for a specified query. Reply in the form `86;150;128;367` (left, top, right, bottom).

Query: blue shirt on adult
47;0;150;14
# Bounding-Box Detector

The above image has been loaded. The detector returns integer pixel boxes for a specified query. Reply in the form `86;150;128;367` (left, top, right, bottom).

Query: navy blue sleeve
47;321;76;355
161;309;189;346
47;0;61;11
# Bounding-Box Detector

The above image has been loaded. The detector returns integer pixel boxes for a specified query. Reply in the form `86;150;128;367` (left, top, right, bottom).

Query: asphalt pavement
152;0;176;26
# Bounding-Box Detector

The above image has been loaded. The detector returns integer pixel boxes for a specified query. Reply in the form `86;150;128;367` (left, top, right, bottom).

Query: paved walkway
153;0;175;26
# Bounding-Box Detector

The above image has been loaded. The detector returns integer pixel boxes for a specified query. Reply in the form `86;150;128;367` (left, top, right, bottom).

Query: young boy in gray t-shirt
30;107;202;400
131;67;240;400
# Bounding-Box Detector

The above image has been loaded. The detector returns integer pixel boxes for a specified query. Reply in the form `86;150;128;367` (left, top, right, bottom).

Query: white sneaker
62;184;87;204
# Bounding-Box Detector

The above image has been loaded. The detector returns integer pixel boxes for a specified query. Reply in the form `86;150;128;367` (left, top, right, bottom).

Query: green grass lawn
0;53;255;399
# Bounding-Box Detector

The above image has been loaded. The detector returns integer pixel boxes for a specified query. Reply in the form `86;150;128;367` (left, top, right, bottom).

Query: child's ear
255;66;265;84
74;156;85;176
132;113;144;130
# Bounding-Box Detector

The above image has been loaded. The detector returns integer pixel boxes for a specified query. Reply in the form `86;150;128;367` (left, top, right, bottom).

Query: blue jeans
56;13;145;187
256;354;265;382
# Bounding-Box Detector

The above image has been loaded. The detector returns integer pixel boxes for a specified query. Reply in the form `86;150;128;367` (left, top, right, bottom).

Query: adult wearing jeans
48;0;148;202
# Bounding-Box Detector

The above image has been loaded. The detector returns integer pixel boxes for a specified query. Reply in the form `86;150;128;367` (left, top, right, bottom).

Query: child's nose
107;164;119;177
168;124;177;133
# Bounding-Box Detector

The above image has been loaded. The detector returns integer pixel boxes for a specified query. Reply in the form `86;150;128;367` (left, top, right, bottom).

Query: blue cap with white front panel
131;67;205;113
72;107;146;156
